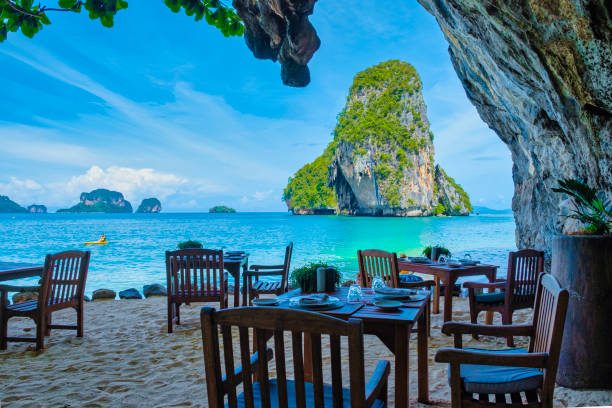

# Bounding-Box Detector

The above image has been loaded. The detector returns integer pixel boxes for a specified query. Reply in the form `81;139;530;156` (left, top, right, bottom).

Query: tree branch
2;0;81;17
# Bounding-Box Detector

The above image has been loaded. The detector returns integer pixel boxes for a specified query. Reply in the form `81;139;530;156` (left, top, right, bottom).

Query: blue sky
0;1;513;212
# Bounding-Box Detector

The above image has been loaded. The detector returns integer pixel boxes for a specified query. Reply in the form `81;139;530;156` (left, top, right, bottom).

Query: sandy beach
1;295;610;407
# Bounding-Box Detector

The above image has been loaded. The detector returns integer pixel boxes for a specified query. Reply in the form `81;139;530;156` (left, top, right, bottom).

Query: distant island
27;204;47;213
0;195;27;213
58;189;133;213
209;205;236;213
283;60;471;217
136;198;162;213
471;206;512;215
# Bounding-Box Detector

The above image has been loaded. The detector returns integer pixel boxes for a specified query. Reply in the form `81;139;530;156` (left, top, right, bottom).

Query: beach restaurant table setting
219;251;249;307
0;261;43;282
398;256;499;322
254;285;429;408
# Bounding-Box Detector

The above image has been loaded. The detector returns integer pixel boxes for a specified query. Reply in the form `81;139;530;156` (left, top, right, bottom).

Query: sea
0;212;516;297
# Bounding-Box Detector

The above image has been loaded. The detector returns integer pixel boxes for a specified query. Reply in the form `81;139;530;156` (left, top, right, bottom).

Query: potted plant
177;240;203;249
551;178;612;388
422;245;451;261
290;262;340;292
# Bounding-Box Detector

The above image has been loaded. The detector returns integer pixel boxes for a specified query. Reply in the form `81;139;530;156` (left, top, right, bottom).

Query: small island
136;198;162;213
209;205;236;213
27;204;47;213
58;188;133;213
0;195;27;213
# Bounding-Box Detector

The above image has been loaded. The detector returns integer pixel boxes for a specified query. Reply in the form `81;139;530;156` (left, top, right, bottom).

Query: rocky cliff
27;204;47;213
0;195;26;213
285;60;471;216
136;198;161;213
234;0;611;251
58;189;133;213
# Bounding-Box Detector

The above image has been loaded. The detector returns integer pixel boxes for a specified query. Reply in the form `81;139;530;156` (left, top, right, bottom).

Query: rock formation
136;198;161;213
285;60;471;216
233;0;612;252
209;205;236;213
27;204;47;213
58;189;133;213
0;195;26;213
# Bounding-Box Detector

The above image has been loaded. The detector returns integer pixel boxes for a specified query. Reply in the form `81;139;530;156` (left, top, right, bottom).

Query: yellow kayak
84;241;109;245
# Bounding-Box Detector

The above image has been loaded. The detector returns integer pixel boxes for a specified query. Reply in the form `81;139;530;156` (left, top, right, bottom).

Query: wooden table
398;260;498;322
223;255;249;307
0;262;43;281
278;287;428;408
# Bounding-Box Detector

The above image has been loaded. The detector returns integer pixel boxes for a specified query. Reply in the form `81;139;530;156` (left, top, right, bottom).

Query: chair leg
36;315;46;351
45;312;52;336
470;308;480;340
0;313;7;350
503;311;514;347
175;303;181;325
167;301;174;333
76;306;84;337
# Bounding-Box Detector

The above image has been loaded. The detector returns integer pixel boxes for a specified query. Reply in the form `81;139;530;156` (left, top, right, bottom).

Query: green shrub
434;203;446;215
422;245;451;259
177;240;203;249
290;262;340;292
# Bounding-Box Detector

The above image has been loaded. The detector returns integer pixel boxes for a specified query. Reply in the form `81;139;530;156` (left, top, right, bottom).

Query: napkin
296;294;329;305
374;287;415;296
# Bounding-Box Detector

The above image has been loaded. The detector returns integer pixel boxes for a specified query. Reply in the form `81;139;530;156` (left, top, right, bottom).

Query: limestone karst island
0;1;610;407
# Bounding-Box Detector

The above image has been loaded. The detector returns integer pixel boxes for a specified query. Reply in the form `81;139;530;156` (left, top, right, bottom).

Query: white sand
1;296;610;407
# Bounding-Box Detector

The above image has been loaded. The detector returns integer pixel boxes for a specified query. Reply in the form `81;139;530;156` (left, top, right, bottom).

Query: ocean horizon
0;212;516;297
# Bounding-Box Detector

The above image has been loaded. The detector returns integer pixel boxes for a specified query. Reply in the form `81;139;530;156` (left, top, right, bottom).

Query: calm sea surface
0;212;516;296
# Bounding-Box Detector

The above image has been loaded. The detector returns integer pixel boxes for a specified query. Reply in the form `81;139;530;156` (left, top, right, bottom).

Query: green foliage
282;147;336;211
422;245;451;259
552;178;612;235
437;167;472;213
433;202;445;215
177;240;203;249
57;201;131;213
209;205;236;213
0;0;242;43
290;261;340;292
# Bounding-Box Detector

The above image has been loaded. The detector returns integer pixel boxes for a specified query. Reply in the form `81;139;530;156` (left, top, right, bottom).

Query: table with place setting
221;251;250;307
398;256;499;322
257;285;430;408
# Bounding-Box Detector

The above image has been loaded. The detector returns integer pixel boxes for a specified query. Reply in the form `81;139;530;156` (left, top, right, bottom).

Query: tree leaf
39;13;51;25
58;0;77;9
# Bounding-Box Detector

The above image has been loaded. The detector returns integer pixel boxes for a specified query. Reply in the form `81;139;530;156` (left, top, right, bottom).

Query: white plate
289;296;339;308
373;299;402;310
252;298;279;306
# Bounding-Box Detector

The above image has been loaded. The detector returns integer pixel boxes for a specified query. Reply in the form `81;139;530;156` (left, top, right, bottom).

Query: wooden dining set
0;246;570;408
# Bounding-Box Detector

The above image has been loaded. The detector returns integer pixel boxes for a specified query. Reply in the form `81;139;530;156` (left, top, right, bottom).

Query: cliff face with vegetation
234;0;611;251
136;198;161;213
58;189;133;213
0;196;26;213
284;60;471;216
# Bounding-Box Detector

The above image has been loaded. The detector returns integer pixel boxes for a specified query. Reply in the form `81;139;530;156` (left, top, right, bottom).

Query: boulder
142;284;166;298
12;291;38;304
92;288;116;301
119;288;142;300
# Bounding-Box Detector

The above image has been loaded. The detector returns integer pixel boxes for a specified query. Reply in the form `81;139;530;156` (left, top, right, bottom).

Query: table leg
417;310;429;403
485;270;497;325
232;264;241;307
443;275;457;322
433;275;440;314
394;324;410;408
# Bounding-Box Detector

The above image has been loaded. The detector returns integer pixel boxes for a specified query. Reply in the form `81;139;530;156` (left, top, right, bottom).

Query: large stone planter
552;235;612;388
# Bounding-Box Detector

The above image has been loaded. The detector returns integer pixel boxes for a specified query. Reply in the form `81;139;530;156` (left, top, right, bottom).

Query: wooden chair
243;242;293;306
165;248;228;333
464;249;544;346
435;273;569;408
0;250;91;351
358;249;435;334
200;306;391;407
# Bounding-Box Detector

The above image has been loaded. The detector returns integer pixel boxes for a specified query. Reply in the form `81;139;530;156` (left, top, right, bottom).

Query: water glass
438;255;447;264
372;276;386;290
347;284;362;303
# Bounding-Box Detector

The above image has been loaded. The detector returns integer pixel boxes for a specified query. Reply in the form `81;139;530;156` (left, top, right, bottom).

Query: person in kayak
99;234;107;243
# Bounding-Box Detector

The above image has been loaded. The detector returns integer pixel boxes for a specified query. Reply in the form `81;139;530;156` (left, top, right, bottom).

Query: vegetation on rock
177;240;203;249
209;205;236;213
0;195;27;213
58;188;132;213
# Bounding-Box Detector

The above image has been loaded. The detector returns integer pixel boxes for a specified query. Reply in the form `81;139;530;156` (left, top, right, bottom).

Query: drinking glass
347;284;362;303
372;276;386;290
438;255;447;264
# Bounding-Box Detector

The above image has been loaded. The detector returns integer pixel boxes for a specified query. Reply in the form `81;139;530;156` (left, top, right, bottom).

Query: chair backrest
505;249;545;308
280;242;294;292
358;249;399;288
201;306;368;408
166;248;225;299
39;250;90;309
529;273;569;400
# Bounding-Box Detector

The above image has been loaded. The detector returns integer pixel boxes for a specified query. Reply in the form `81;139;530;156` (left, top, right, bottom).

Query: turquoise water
0;213;516;296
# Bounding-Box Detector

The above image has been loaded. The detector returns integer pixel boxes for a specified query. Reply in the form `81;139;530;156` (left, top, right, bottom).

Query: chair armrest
398;280;435;289
222;348;274;391
365;360;391;407
442;322;533;337
243;270;284;277
0;284;41;293
463;281;506;289
435;348;548;368
251;265;285;271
